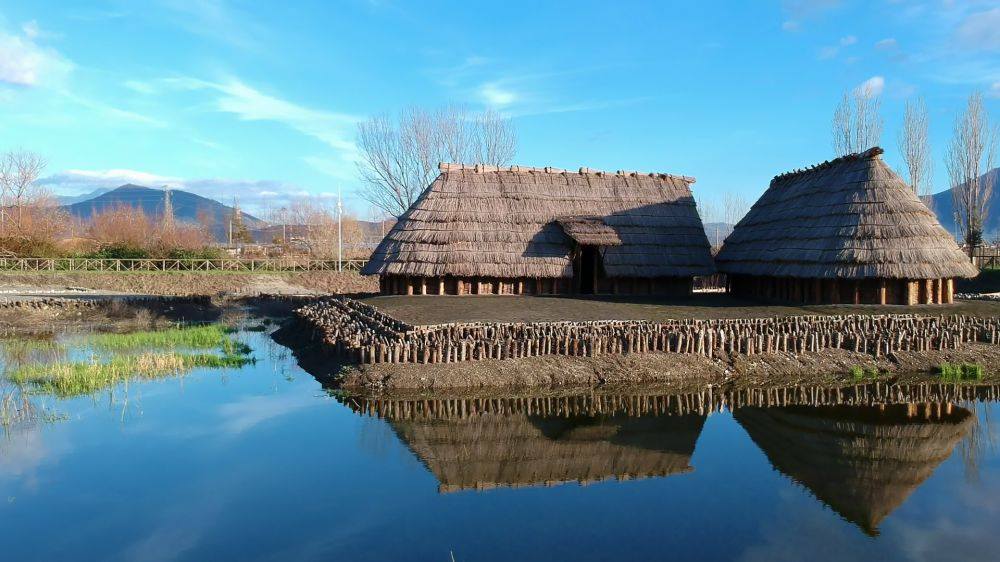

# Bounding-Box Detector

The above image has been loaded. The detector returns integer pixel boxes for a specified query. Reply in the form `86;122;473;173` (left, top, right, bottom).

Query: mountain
924;168;1000;239
56;187;112;205
63;184;265;242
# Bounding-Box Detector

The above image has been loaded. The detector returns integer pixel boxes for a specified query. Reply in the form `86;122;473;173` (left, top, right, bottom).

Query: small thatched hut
362;163;714;296
735;403;972;535
390;412;707;492
716;147;977;304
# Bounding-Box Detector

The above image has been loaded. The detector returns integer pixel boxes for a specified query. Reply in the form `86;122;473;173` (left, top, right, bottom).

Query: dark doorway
580;245;598;294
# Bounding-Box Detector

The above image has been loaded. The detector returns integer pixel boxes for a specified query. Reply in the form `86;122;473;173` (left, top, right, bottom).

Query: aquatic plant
938;362;985;383
850;366;881;382
9;351;253;398
84;324;230;351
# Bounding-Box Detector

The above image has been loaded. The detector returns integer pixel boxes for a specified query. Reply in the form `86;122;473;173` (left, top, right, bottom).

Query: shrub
88;244;150;259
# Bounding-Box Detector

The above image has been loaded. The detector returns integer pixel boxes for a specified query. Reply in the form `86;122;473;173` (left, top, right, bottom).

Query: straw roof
390;412;706;492
362;163;714;279
556;216;622;246
716;148;977;279
735;404;972;535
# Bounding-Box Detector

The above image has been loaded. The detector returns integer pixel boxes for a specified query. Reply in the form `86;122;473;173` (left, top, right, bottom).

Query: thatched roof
556;216;622;246
362;163;714;278
716;148;977;279
390;412;706;492
735;404;972;535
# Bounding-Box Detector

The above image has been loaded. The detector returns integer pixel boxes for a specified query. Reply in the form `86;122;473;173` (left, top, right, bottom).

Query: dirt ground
361;293;1000;325
0;271;377;297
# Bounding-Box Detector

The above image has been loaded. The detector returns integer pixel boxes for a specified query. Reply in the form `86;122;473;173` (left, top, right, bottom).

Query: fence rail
0;257;369;273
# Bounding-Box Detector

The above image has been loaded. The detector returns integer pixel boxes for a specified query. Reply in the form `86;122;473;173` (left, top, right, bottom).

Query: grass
850;365;882;382
84;324;230;351
9;351;254;397
938;362;985;383
3;323;255;398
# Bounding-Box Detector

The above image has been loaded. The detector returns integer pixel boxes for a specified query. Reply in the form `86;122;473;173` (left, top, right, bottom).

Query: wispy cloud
875;38;898;50
0;23;72;87
478;82;517;107
954;7;1000;51
156;0;266;50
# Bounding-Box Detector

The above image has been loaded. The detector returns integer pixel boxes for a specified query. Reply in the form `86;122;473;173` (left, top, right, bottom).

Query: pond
1;325;999;561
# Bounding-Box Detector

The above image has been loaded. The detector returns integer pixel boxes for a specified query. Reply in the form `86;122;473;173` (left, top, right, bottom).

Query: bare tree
285;200;363;259
832;85;883;156
0;150;47;235
357;104;517;216
723;193;750;229
897;97;933;203
948;92;998;253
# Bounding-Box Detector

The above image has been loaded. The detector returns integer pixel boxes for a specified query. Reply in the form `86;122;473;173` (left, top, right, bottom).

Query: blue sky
1;0;998;219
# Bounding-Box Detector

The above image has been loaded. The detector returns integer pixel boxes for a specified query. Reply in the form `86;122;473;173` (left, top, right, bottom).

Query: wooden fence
298;297;1000;365
0;257;368;273
972;246;1000;269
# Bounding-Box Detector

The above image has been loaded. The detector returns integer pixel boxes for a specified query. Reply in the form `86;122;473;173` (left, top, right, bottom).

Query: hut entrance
579;245;599;294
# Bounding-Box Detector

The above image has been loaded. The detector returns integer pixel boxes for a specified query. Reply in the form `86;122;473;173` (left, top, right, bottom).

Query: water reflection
341;384;995;535
735;403;973;536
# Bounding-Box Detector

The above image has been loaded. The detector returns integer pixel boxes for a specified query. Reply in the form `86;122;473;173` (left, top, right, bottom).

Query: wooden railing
0;257;369;273
972;247;1000;269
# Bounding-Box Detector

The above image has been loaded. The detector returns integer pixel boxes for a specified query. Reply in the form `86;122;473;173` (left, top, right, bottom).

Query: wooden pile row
297;297;1000;365
342;382;1000;421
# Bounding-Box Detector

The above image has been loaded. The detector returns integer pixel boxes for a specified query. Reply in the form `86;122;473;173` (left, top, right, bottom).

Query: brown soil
0;271;377;297
361;293;1000;325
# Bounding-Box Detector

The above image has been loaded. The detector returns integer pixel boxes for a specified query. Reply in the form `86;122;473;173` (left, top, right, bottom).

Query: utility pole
337;186;343;272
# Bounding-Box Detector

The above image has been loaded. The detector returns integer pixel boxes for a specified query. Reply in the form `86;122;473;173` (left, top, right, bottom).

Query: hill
63;184;264;242
924;168;1000;239
56;188;112;205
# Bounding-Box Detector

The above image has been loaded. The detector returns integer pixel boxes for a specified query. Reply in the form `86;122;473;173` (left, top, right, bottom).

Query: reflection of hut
390;412;707;492
734;403;972;535
362;163;714;296
716;147;977;304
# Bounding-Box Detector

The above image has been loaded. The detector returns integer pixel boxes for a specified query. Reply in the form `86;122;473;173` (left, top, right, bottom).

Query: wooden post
945;278;954;304
923;279;933;305
878;279;887;305
406;277;414;296
439;278;445;295
853;281;861;305
420;277;427;295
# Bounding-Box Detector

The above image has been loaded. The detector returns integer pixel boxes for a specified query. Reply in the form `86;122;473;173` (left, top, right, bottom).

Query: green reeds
938;362;985;383
84;324;229;351
9;351;254;398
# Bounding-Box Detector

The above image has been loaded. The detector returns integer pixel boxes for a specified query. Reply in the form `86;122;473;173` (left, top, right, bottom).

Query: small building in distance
362;163;714;296
715;147;977;305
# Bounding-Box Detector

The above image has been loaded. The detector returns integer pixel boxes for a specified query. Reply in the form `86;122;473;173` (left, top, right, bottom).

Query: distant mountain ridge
924;168;1000;238
63;184;264;242
56;187;112;206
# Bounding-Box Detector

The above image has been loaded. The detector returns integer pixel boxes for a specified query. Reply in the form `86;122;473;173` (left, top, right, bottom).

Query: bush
938;362;985;382
850;366;881;381
88;245;150;259
165;247;225;260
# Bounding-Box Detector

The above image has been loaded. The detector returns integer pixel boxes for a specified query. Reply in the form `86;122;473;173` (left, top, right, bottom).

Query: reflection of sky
0;330;997;561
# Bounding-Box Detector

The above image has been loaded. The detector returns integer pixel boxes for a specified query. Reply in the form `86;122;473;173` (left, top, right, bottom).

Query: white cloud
856;75;885;96
955;7;1000;51
839;35;857;46
156;0;265;50
875;37;898;50
0;25;72;86
479;82;517;107
990;82;1000;98
782;20;800;32
21;21;40;39
818;46;839;60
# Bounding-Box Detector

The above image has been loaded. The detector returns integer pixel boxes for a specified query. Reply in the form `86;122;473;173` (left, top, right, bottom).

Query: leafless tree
947;92;998;252
285;200;364;259
897;97;933;203
832;85;883;156
0;150;47;235
357;104;517;216
723;193;750;229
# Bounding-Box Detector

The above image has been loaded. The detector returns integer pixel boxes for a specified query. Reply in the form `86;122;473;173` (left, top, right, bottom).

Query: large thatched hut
362;163;714;296
390;411;707;492
735;403;972;535
716;147;977;304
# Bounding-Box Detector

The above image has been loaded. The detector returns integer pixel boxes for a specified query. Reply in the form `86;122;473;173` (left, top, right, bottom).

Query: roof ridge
438;162;696;183
771;146;884;184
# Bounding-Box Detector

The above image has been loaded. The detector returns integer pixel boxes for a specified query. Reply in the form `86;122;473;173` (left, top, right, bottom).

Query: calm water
2;328;999;561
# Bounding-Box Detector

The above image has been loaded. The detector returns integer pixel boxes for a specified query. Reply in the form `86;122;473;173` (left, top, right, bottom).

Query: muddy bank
326;342;1000;392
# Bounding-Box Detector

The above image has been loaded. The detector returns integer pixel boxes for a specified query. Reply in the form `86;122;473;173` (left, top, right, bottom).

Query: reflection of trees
960;402;999;483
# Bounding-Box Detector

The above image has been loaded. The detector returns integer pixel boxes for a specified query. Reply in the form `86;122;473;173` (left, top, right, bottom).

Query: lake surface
2;327;999;561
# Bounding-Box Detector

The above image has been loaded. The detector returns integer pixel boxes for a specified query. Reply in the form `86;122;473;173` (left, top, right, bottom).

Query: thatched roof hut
735;403;972;535
716;148;977;304
390;412;706;492
363;163;714;296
